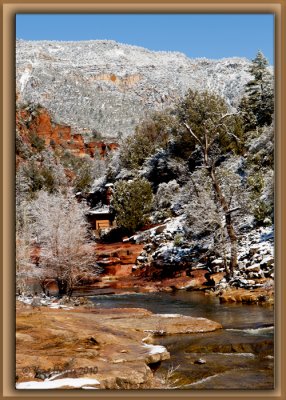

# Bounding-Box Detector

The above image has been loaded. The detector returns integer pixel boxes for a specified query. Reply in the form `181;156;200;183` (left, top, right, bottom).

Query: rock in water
194;358;206;365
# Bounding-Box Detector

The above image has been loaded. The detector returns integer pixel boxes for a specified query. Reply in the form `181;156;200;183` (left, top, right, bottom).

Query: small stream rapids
89;291;274;390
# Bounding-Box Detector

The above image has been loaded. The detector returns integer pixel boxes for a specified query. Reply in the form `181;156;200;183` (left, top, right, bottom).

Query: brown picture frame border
1;1;285;399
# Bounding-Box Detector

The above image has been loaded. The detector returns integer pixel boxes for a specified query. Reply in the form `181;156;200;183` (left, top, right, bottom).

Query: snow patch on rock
16;377;100;389
142;343;167;355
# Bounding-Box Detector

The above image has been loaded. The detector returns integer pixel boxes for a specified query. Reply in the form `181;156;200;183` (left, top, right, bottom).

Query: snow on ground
142;343;167;355
19;66;32;92
17;297;33;305
156;313;182;318
16;377;100;389
16;295;74;310
48;303;74;310
164;215;185;234
237;225;274;260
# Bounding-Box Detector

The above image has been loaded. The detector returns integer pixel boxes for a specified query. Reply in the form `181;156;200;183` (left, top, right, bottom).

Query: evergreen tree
239;51;274;130
111;178;153;233
119;112;174;170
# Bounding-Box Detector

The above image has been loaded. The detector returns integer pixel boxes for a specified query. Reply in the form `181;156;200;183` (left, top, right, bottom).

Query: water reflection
90;291;274;329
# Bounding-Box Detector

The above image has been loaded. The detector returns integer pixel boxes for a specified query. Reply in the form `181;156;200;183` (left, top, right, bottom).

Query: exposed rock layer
16;301;221;389
16;106;118;160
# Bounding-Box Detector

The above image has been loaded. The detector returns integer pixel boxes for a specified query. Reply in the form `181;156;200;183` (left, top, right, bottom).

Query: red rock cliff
16;105;119;159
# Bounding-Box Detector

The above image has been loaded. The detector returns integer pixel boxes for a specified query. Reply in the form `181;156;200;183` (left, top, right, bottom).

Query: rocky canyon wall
16;39;266;139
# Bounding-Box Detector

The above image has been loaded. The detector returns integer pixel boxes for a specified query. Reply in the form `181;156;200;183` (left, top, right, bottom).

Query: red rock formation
95;242;144;277
68;133;85;156
52;125;72;143
85;141;119;159
108;143;119;151
16;105;119;160
33;111;54;145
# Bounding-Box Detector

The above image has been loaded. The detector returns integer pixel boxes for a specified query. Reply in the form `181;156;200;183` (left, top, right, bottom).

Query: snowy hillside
16;39;257;139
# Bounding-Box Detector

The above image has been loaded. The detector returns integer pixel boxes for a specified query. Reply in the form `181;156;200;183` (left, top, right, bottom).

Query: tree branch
225;206;241;215
214;123;241;143
183;122;203;146
219;111;241;121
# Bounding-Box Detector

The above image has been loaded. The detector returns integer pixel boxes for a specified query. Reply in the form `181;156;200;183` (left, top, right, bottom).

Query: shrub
60;151;95;193
73;163;94;193
16;131;31;159
173;233;183;247
253;200;272;225
21;160;44;195
29;132;46;152
154;180;180;210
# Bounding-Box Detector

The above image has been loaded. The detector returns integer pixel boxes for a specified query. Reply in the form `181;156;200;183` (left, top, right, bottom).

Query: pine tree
239;51;274;130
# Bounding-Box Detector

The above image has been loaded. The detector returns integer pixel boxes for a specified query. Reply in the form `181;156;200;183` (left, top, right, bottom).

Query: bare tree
16;199;35;294
30;190;99;296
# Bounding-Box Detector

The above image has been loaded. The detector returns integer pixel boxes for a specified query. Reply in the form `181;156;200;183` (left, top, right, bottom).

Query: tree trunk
39;279;47;295
225;213;238;278
56;278;68;297
209;167;238;279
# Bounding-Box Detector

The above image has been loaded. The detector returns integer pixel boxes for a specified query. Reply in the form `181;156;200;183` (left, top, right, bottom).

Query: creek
89;291;274;389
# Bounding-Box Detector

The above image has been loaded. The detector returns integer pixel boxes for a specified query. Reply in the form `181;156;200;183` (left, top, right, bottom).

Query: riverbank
78;222;274;305
24;223;274;306
16;300;221;389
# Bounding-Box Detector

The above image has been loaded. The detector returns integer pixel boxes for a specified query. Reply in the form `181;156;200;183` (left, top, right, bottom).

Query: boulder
246;264;261;273
219;286;274;304
30;296;41;307
260;256;274;269
211;258;224;266
194;358;206;365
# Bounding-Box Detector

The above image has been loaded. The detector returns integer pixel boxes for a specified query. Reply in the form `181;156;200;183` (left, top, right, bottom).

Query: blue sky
16;14;274;64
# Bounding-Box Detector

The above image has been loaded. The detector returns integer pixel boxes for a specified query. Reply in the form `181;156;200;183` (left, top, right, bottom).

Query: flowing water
89;291;274;390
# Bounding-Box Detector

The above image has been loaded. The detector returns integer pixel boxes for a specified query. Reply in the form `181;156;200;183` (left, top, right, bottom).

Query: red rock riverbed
16;301;222;389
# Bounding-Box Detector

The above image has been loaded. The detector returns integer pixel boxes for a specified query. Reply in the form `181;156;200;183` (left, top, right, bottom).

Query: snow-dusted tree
16;167;38;294
111;178;153;233
239;51;274;130
40;149;67;193
119;112;174;170
184;170;222;235
183;170;229;266
30;190;98;296
16;199;35;294
92;156;108;180
244;122;274;225
155;180;180;210
183;162;250;273
16;150;68;198
175;89;244;278
106;149;121;181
